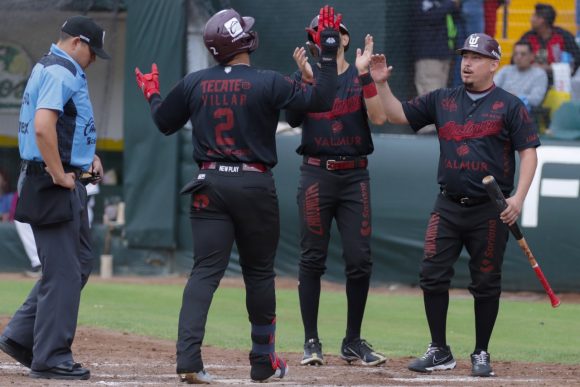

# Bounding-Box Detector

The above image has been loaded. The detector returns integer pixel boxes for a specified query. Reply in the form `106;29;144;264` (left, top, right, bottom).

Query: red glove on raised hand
305;5;342;61
135;63;160;101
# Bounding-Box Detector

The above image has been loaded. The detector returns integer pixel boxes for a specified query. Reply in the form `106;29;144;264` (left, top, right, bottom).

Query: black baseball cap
61;15;110;59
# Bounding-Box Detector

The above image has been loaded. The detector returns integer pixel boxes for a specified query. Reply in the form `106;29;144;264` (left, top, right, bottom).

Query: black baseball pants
176;168;279;373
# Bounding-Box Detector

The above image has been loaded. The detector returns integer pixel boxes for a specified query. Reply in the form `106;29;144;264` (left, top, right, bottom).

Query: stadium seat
547;100;580;140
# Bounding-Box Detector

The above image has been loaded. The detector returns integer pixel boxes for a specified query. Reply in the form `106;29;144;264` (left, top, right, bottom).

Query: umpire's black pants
3;177;93;370
176;168;279;374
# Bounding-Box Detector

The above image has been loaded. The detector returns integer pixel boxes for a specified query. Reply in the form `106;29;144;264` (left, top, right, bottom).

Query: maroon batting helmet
307;14;350;52
203;9;259;64
457;33;501;60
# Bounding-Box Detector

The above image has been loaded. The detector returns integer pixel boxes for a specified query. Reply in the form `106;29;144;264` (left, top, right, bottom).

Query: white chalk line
0;362;564;385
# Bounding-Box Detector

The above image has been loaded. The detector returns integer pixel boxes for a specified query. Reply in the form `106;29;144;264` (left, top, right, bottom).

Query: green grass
0;279;578;363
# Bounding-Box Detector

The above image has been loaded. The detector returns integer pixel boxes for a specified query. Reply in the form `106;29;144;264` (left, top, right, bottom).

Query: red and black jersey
402;85;541;196
520;27;580;72
286;65;374;157
148;62;337;167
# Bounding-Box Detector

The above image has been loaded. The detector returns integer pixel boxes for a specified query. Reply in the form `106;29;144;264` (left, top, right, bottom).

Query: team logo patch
192;194;209;211
360;220;371;237
468;34;480;47
456;144;470;156
331;120;343;134
492;101;504;110
224;17;243;39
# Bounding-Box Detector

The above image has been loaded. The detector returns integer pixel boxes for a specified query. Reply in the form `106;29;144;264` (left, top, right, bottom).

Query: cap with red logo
457;33;501;60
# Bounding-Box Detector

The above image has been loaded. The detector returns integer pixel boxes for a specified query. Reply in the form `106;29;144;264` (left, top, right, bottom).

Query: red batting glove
306;5;342;48
135;63;160;101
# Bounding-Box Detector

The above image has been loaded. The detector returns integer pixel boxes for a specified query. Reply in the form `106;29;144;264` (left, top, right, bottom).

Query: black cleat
250;352;288;382
340;338;386;366
471;350;495;377
301;338;324;366
408;343;456;372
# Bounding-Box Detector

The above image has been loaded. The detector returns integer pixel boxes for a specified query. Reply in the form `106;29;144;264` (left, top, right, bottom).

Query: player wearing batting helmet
285;9;387;367
369;33;540;377
135;6;342;384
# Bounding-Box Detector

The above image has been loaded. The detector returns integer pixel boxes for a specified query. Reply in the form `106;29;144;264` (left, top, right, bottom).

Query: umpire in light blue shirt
0;15;109;381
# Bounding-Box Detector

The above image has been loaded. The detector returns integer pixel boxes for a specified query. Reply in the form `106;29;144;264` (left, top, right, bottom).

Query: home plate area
0;326;578;386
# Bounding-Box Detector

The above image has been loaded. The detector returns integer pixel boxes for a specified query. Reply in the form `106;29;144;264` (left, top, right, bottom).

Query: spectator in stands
519;3;580;78
495;41;549;108
452;0;485;86
413;0;459;96
0;168;15;222
484;0;507;38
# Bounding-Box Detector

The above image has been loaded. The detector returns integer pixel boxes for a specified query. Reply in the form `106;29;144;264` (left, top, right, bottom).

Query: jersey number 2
214;108;234;146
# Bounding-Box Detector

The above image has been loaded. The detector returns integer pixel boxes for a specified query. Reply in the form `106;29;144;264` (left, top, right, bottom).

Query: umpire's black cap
61;15;111;59
457;33;501;60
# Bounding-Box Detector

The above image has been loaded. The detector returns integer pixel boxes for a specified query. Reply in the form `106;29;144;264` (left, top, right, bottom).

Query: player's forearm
309;59;338;112
359;72;386;125
364;95;387;125
375;82;407;124
149;82;190;135
513;147;538;203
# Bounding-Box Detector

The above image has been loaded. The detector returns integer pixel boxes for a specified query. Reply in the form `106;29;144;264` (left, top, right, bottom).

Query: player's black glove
306;5;341;63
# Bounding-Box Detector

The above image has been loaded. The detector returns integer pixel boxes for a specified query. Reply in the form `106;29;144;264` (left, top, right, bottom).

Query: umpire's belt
304;156;368;171
22;160;82;178
200;161;268;173
441;189;490;207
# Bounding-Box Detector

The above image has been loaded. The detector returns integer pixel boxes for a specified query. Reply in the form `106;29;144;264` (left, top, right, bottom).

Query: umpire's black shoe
0;335;33;368
301;338;324;366
249;351;288;382
471;350;495;377
30;360;90;380
340;338;387;366
408;343;456;372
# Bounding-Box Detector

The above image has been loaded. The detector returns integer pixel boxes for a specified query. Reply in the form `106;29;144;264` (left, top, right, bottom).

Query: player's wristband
359;72;377;98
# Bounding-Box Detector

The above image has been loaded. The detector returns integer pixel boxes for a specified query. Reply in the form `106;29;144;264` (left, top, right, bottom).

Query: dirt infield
1;275;579;385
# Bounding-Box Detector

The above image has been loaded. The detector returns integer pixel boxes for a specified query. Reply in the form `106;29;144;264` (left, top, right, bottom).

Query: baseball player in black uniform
285;12;387;367
135;6;341;384
369;33;540;377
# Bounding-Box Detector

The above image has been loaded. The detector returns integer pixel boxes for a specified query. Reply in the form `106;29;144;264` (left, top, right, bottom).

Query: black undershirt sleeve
148;80;190;135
